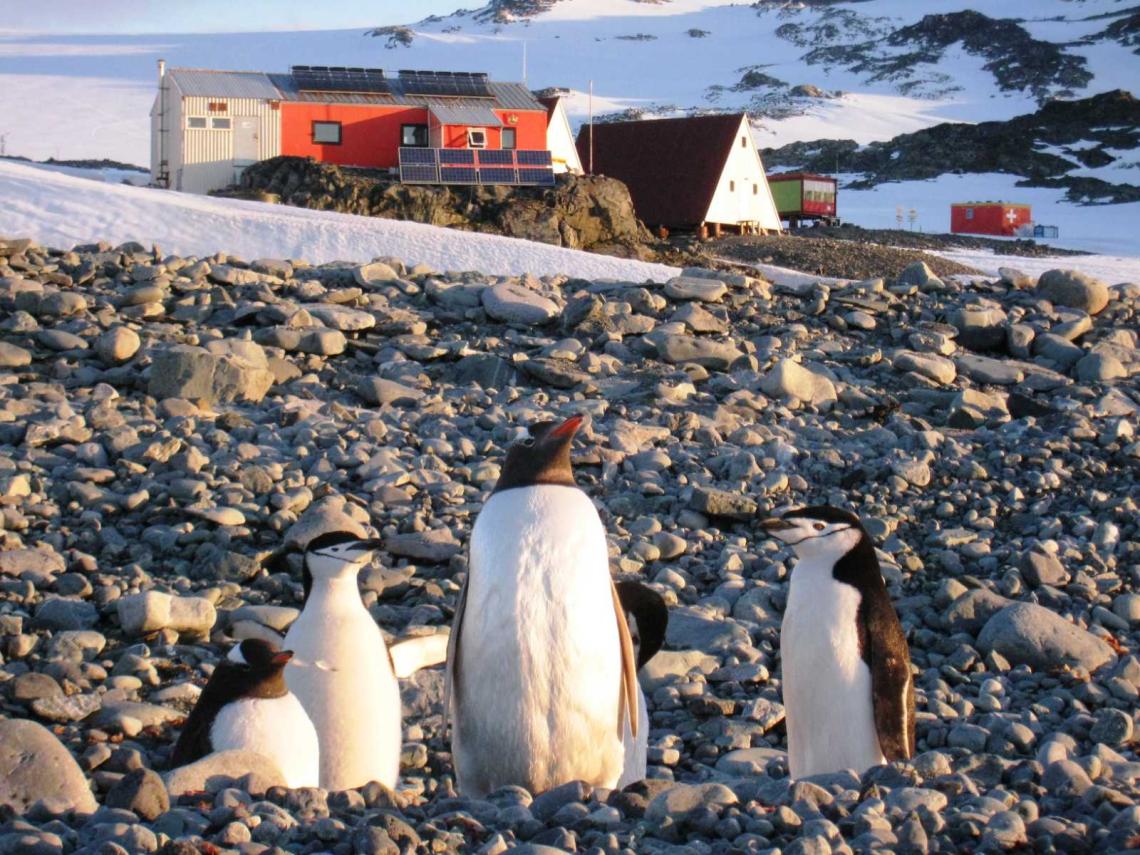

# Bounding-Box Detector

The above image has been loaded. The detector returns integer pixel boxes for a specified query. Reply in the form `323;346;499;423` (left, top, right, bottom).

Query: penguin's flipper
610;579;639;740
443;575;469;735
868;599;916;761
390;633;450;679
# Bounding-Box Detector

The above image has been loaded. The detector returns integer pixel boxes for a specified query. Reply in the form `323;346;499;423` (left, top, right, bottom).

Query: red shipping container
951;202;1031;237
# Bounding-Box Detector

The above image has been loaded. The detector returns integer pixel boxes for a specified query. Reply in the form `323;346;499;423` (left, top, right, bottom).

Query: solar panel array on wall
398;148;556;186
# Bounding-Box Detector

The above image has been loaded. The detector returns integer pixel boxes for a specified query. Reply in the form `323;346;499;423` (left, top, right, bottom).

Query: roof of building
166;67;545;113
576;113;750;227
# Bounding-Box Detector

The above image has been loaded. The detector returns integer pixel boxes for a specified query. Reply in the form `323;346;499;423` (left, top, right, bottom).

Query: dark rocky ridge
763;90;1140;204
232;157;653;256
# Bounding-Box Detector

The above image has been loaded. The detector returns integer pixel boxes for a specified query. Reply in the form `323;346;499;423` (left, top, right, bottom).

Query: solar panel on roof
399;69;492;98
399;147;437;165
292;65;390;94
477;150;514;166
400;164;439;183
439;149;475;165
516;150;553;167
439;166;478;184
517;168;555;186
478;167;517;185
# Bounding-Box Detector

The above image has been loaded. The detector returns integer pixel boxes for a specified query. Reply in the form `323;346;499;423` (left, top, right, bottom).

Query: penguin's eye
813;523;825;531
522;438;535;447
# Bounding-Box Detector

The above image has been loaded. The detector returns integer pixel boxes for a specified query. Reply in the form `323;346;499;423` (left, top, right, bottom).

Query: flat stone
1021;549;1070;587
482;282;559;325
689;487;756;520
978;602;1116;673
33;598;98;631
354;261;401;287
955;353;1024;385
895;350;956;385
671;302;727;333
164;750;287;797
117;591;216;637
656;334;743;371
665;276;727;302
148;341;274;405
0;342;32;367
306;304;375;331
104;768;169;821
951;305;1007;352
645;783;738;826
999;266;1034;289
453;354;514;389
358;377;425;407
385;528;461;563
1075;353;1127;382
944;589;1014;634
95;327;141;364
0;719;97;815
666;606;750;653
760;359;837;409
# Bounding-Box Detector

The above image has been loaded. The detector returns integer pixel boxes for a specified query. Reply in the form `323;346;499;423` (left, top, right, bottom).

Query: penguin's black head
493;414;584;494
300;530;384;600
223;638;294;698
616;580;668;670
758;505;868;561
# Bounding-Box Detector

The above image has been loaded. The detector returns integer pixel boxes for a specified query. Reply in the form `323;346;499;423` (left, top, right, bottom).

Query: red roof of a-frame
575;113;747;227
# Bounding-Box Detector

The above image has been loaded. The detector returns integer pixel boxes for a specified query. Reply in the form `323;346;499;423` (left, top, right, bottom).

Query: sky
0;0;464;34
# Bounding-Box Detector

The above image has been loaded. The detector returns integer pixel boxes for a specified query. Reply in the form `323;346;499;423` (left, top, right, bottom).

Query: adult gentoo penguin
283;531;402;791
614;580;669;790
760;506;915;779
446;414;640;797
171;638;319;788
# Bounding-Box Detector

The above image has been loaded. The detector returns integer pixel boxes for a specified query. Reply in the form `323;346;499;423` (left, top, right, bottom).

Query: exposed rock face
236;158;651;254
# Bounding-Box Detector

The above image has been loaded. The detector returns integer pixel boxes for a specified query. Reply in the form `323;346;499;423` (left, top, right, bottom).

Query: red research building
950;202;1032;237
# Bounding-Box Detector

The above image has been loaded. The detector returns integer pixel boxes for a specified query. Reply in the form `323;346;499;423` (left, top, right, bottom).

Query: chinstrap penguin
760;505;915;779
283;531;402;791
446;414;639;797
614;580;669;790
171;638;319;788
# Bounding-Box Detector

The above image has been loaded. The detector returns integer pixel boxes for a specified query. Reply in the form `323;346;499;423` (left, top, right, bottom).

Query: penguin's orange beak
549;414;584;439
271;650;294;666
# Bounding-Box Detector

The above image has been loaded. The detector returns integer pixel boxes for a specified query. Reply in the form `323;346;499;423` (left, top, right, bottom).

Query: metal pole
588;79;594;175
522;41;527;86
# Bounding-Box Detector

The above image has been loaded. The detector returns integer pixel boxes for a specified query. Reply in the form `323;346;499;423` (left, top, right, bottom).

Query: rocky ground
785;227;1088;260
0;232;1138;855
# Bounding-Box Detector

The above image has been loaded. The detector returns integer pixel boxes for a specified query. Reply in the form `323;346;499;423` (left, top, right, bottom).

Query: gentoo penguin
282;531;402;791
760;506;915;779
614;580;669;790
446;414;639;797
171;638;319;788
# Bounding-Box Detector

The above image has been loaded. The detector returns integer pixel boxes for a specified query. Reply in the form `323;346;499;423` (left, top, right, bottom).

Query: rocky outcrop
234;157;652;254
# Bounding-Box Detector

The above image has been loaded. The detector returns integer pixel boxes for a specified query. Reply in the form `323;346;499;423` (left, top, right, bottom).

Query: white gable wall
704;116;782;231
545;98;583;174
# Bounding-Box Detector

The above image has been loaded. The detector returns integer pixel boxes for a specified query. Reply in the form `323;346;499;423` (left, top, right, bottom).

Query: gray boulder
0;719;97;814
1075;353;1127;382
104;768;169;821
950;305;1007;352
978;602;1116;672
665;276;727;302
148;340;274;405
117;591;216;638
481;281;559;325
656;334;743;370
646;783;738;826
0;342;32;368
760;359;837;409
1037;269;1110;315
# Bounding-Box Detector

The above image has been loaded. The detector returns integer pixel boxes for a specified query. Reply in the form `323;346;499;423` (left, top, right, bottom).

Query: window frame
501;128;517;150
186;116;207;129
467;128;487;149
210;117;232;130
312;121;342;145
401;123;429;147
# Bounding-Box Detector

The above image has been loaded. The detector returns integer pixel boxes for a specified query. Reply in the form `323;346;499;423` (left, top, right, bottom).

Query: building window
501;128;517;149
401;124;428;147
966;208;974;219
741;136;747;147
729;180;736;192
208;102;228;113
313;121;342;144
753;183;758;195
186;116;207;129
211;117;231;130
468;128;487;148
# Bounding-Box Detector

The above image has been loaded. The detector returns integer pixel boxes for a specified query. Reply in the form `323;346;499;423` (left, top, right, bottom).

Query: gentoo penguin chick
761;506;915;779
283;531;402;791
614;580;668;790
171;638;319;788
446;415;640;797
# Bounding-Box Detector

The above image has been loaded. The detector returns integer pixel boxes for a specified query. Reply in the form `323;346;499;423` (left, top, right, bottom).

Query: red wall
280;102;549;168
281;103;429;168
951;204;1031;236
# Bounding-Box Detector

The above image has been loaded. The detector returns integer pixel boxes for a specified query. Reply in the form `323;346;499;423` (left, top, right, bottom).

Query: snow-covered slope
0;160;678;281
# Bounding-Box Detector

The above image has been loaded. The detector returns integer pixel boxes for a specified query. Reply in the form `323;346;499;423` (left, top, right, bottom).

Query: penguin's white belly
616;686;649;790
781;562;884;779
453;485;624;797
210;695;319;789
285;608;401;791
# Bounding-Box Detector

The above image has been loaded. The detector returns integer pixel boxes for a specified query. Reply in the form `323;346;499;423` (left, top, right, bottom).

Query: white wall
545;99;583;174
172;91;281;194
705;116;782;231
